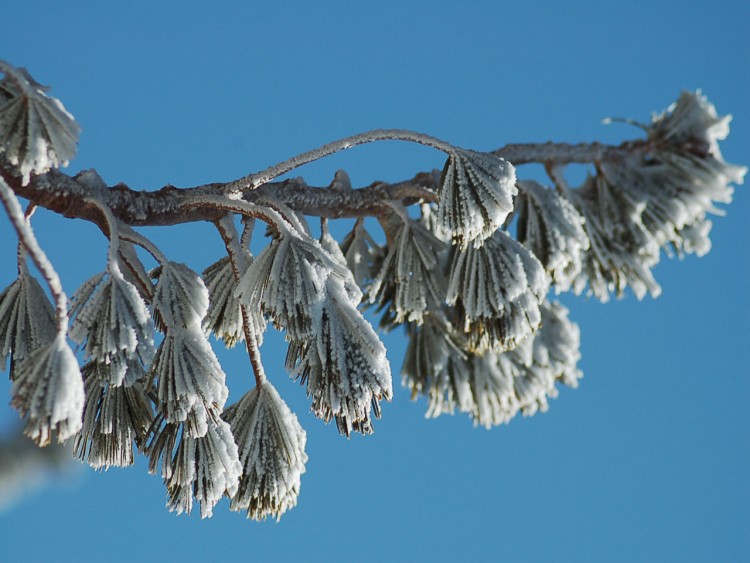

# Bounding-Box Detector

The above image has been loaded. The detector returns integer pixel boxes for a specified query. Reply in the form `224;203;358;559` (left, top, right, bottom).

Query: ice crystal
153;262;209;330
223;381;307;521
0;61;80;184
0;268;56;377
11;333;84;446
236;235;325;340
339;219;381;287
149;328;228;430
73;362;152;469
446;230;549;352
404;302;581;428
436;148;517;247
69;270;154;385
368;218;446;327
514;180;589;292
292;277;392;436
146;414;241;518
569;176;661;301
202;255;250;348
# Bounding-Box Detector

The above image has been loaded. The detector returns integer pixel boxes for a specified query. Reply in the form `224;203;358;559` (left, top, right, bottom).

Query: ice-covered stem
15;203;36;273
494;142;614;165
86;196;123;272
214;214;266;386
224;129;455;193
117;224;169;265
0;177;68;332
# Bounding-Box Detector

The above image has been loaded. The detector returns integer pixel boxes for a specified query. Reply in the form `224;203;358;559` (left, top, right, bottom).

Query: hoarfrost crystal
436;148;517;246
0;267;56;376
0;61;80;184
224;381;307;521
11;333;84;445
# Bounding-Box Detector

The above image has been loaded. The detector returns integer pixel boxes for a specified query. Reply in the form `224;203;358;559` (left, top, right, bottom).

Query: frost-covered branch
1;60;745;522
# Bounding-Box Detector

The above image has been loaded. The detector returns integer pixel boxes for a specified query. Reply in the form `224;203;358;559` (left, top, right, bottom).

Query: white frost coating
514;180;589;292
11;332;84;446
223;381;308;521
340;219;381;287
436;148;517;247
236;235;326;340
368;218;446;326
202;254;254;348
318;218;347;266
148;417;241;518
569;92;745;301
73;362;152;469
294;276;392;436
446;229;549;352
0;268;57;374
569;177;662;302
152;262;209;330
403;301;582;428
0;61;80;185
69;270;154;385
149;328;229;431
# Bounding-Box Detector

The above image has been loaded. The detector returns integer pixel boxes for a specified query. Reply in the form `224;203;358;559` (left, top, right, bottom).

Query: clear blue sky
1;2;748;561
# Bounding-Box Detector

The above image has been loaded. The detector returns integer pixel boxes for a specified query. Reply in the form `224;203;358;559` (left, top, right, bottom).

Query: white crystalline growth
148;417;241;519
295;276;392;436
0;268;57;373
446;229;549;352
0;61;80;185
224;381;308;521
514;180;589;293
69;270;154;385
153;262;210;330
11;332;84;445
201;254;252;348
368;218;446;326
436;148;517;247
149;328;229;432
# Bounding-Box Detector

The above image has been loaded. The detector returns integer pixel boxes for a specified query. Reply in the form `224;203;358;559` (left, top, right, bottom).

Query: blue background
1;2;748;561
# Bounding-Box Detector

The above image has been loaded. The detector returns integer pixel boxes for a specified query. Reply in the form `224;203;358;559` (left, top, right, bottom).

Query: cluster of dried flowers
0;60;744;521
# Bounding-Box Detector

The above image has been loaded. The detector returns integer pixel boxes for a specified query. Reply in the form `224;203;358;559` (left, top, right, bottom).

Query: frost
403;301;582;428
153;262;209;330
0;267;56;377
149;328;229;430
236;235;326;340
436;148;517;247
11;332;84;446
73;362;152;469
368;218;446;327
0;61;80;184
202;254;251;348
146;415;241;518
514;180;589;292
69;269;154;385
223;381;307;521
569;177;661;302
292;276;392;436
340;219;382;287
446;230;549;352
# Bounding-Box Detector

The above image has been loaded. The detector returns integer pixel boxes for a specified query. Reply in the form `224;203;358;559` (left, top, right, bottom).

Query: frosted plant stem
0;177;68;332
214;214;266;386
15;203;37;273
184;194;296;238
117;224;169;265
224;129;456;193
86;197;123;273
494;142;613;165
